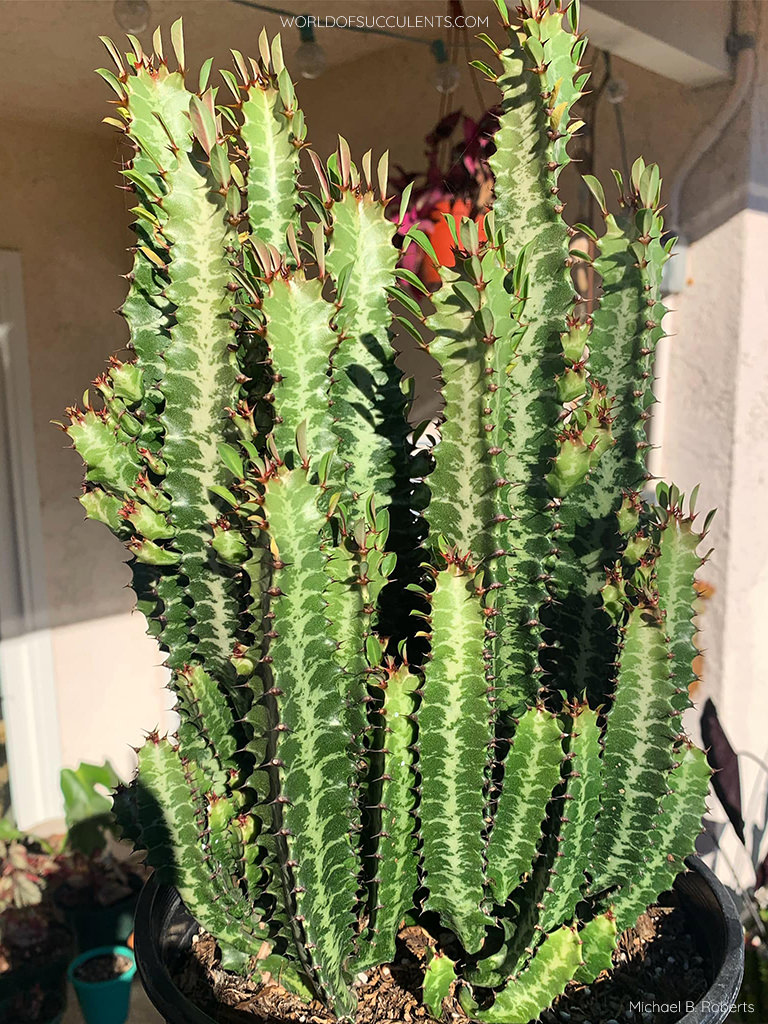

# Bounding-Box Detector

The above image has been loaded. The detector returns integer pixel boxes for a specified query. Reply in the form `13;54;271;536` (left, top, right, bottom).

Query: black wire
578;50;610;226
603;52;632;188
613;102;632;191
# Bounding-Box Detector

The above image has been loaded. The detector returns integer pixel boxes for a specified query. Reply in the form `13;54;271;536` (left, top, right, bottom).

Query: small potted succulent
0;836;72;1023
68;942;137;1024
54;762;147;950
65;0;743;1021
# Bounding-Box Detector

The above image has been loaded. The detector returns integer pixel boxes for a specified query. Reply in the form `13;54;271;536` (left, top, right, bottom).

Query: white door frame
0;250;62;828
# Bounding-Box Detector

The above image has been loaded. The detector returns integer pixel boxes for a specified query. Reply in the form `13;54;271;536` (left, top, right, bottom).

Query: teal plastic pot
68;944;136;1024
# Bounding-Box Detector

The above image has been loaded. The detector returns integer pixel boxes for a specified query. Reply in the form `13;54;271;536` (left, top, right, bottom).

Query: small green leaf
257;28;270;68
631;156;646;193
61;761;119;830
689;483;700;515
397;180;414;226
443;213;461;249
423;950;457;1018
139;246;168;270
582;174;607;214
525;37;545;66
394;316;425;346
209;141;231;188
396;267;431;296
199;57;214;93
385;285;422;319
365;634;383;667
377;151;389;200
379;551;397;578
95;68;125;99
277;67;295;109
152;26;163;63
469;59;497;80
404;227;439;268
475;32;500;55
189;94;217;154
491;0;510;25
453;280;481;313
572;222;598;241
271;34;285;75
219;443;244;479
335;261;352;301
99;35;125;74
122;168;161;198
219;68;241;101
170;17;185;70
226;184;241;217
60;761;120;855
639;162;660;209
208;484;240;508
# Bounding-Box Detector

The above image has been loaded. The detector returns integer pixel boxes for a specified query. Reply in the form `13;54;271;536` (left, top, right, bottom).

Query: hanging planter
68;944;136;1024
389;108;496;288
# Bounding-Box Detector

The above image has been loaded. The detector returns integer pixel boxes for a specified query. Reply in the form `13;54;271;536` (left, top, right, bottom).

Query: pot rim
67;944;137;988
678;855;745;1024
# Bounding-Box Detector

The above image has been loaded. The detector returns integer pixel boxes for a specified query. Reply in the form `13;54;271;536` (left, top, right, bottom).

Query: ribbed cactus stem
419;560;493;953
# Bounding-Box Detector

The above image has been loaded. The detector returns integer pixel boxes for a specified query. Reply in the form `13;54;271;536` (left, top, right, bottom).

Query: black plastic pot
134;856;744;1024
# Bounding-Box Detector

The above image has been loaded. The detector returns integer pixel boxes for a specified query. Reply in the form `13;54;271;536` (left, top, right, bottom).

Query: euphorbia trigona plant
64;1;712;1019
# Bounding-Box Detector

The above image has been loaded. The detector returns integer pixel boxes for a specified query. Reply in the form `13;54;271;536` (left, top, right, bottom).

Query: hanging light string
603;51;632;190
456;0;486;113
433;0;488;170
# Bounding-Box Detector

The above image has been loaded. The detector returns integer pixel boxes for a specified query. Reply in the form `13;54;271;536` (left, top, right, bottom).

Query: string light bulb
294;19;327;80
431;39;460;95
606;77;629;105
113;0;150;33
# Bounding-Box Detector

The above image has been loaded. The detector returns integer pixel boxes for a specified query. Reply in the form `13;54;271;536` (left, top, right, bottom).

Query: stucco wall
0;119;174;781
0;120;134;628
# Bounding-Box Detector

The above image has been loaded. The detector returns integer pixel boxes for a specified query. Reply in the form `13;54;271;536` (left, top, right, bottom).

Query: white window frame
0;250;62;828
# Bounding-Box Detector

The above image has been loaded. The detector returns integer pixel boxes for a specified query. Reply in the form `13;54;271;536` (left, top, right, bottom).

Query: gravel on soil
74;952;133;984
173;898;708;1024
